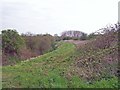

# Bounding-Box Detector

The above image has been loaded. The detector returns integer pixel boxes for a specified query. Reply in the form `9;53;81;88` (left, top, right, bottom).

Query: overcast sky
0;0;119;35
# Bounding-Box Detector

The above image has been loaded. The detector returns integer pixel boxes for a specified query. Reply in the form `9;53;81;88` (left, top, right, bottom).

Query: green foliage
2;42;118;88
2;30;56;65
2;29;26;65
2;42;75;88
2;29;25;55
54;34;61;41
87;33;98;40
2;22;119;88
62;36;72;40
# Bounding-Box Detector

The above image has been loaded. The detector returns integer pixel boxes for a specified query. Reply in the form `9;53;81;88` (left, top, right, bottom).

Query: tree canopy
2;29;25;55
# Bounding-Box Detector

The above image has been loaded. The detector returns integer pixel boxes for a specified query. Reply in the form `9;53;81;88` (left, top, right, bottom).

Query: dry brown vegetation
65;23;119;82
2;23;119;88
2;31;55;66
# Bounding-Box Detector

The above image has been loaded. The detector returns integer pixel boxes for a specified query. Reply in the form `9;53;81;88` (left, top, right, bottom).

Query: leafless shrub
73;23;119;82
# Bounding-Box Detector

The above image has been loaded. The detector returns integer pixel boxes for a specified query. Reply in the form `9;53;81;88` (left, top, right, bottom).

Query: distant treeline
1;29;90;65
61;30;87;40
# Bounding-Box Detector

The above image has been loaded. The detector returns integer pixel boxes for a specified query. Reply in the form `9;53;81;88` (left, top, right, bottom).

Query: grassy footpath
2;42;118;88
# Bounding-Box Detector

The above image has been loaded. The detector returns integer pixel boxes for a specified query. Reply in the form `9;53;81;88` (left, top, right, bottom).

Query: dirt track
64;40;89;46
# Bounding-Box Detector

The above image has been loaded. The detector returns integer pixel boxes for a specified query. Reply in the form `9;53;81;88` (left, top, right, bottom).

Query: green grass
2;42;118;88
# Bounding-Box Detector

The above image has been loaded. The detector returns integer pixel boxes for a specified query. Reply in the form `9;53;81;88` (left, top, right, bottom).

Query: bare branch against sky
0;0;119;35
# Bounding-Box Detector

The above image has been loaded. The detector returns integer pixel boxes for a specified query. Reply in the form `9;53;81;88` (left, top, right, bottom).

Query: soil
64;40;89;46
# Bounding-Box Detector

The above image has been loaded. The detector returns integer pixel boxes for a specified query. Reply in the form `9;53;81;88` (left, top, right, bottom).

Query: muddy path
64;40;89;47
